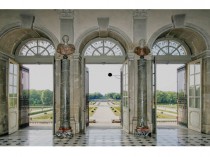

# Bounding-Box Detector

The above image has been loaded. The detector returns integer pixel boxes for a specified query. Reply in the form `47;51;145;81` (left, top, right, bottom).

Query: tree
89;92;104;100
41;89;53;106
29;89;42;105
156;90;177;104
105;93;121;100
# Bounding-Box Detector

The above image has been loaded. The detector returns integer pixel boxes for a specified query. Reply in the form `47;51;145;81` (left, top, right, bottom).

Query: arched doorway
0;26;58;135
149;26;208;133
80;37;127;132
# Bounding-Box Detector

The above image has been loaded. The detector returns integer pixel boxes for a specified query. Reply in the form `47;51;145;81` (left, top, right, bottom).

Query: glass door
188;59;201;132
8;59;19;134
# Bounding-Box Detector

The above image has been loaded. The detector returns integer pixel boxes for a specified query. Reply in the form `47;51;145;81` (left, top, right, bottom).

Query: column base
55;127;73;139
134;126;152;137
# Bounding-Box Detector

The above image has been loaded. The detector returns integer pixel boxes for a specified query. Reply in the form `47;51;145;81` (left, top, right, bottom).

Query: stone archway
147;24;210;134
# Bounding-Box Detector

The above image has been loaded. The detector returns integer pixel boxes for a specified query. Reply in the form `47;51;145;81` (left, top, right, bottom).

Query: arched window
84;38;124;56
152;39;188;56
19;39;56;56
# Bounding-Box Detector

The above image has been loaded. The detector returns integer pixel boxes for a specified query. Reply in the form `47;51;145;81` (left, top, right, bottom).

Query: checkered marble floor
1;125;210;146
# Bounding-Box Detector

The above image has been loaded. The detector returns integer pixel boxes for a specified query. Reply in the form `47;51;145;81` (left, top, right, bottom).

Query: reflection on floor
1;125;210;146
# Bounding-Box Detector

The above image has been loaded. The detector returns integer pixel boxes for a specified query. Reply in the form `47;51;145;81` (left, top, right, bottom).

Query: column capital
193;50;210;60
73;53;82;61
57;9;74;19
127;52;135;61
133;9;148;19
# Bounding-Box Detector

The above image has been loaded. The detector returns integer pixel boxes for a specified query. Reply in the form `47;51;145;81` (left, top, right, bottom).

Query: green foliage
88;92;121;100
29;109;53;115
29;89;42;105
105;93;121;100
89;92;104;100
156;90;177;104
29;89;53;106
41;89;53;105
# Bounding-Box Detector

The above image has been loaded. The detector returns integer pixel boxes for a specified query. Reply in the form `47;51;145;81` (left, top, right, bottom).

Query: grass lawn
89;107;98;117
30;112;53;122
157;108;177;114
157;112;176;119
157;104;177;108
110;106;121;116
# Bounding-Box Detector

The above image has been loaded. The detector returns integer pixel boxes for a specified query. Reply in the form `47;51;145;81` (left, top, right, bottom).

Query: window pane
195;74;200;85
13;87;17;97
172;50;180;55
152;39;187;56
9;86;13;97
9;98;14;108
104;40;115;48
190;64;194;75
178;46;186;55
189;86;195;96
84;39;123;56
13;98;17;108
169;40;179;48
162;47;168;54
46;45;55;55
195;63;200;73
41;51;49;56
169;47;176;54
190;75;194;86
9;63;13;73
13;75;17;86
189;98;195;108
151;45;160;55
85;46;94;56
9;74;13;85
93;51;100;56
38;40;50;48
19;40;55;56
20;46;29;56
31;47;38;54
38;47;45;54
92;41;103;48
106;51;114;56
27;50;35;56
14;64;18;75
195;85;200;96
195;98;200;108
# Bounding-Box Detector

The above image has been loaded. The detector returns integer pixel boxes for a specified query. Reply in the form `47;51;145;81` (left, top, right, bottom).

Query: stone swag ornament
55;35;75;139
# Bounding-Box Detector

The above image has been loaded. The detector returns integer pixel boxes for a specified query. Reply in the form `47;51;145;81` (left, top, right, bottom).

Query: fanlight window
84;39;123;56
19;39;55;56
152;39;187;56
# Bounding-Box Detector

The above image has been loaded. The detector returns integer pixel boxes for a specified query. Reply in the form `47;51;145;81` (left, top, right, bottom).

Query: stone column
55;35;75;138
137;57;147;127
55;57;73;138
202;53;210;134
134;39;151;136
60;58;71;131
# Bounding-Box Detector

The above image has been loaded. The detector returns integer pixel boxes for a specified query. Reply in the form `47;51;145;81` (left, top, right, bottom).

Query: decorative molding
58;9;74;19
127;52;135;61
97;17;109;37
133;9;148;19
20;14;35;29
171;14;186;28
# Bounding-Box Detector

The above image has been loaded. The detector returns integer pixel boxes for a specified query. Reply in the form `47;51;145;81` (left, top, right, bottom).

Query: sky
23;64;53;91
24;64;183;93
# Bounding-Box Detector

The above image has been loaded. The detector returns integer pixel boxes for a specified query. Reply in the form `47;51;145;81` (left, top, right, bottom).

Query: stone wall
0;58;8;135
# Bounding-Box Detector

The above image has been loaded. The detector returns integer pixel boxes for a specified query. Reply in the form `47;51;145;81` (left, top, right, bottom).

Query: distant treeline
89;92;121;100
89;90;177;104
29;89;53;106
156;90;177;104
29;90;177;105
